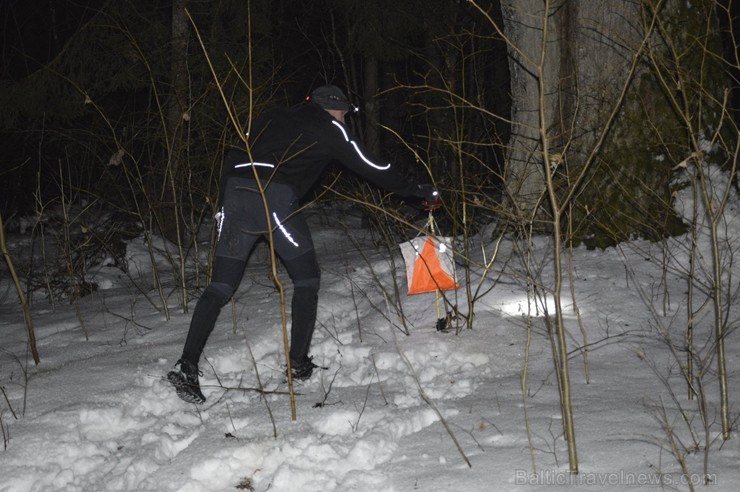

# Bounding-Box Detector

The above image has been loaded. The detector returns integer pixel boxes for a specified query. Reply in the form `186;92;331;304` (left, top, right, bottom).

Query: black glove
415;184;439;202
414;184;442;211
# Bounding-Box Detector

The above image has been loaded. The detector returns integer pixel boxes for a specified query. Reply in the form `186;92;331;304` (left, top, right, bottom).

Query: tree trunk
168;0;189;144
500;0;643;228
716;0;740;126
364;56;381;157
500;0;554;225
158;0;189;247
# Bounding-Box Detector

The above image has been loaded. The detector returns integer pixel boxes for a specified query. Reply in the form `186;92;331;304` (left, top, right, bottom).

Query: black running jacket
221;102;419;200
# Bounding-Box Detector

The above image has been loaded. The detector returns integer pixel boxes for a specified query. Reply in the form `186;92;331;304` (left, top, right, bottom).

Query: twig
386;296;471;468
0;386;18;420
398;346;472;468
187;6;297;420
0;214;40;364
370;353;388;406
243;336;277;438
1;410;9;450
314;361;341;409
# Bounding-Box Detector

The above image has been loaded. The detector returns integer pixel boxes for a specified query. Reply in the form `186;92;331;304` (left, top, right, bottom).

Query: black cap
309;85;350;111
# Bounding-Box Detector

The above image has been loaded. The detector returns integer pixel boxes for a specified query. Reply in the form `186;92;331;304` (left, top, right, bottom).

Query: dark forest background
0;0;738;250
0;0;510;235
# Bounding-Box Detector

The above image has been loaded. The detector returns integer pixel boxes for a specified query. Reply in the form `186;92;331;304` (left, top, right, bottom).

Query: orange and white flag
400;236;459;295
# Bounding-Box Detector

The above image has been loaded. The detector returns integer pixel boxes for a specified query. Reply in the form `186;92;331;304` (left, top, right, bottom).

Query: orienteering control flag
400;236;459;295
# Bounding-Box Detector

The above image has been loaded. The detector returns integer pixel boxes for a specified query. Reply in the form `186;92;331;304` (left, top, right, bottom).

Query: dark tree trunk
364;55;380;157
716;0;740;126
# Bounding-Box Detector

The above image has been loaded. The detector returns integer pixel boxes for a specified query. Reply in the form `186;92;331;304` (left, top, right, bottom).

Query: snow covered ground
1;184;739;491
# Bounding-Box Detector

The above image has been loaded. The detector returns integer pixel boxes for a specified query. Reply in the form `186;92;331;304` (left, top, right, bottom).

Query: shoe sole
167;370;206;404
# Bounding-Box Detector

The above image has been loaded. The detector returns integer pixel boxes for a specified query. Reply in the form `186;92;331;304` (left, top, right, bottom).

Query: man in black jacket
168;85;437;404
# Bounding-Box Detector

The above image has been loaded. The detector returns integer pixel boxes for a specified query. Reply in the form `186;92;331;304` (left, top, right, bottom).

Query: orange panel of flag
400;236;459;295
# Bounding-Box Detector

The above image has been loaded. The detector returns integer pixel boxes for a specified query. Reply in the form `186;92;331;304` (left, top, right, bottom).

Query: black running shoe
167;358;206;404
289;356;320;381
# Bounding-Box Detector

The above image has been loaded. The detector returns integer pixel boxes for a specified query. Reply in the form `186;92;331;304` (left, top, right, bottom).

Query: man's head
309;85;350;112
